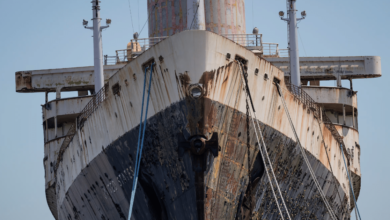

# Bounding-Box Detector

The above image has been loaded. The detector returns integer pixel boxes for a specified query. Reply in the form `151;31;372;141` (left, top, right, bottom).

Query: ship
15;0;381;219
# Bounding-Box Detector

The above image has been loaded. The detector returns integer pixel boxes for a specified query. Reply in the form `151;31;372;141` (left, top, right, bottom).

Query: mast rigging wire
137;0;140;31
252;0;254;27
138;3;157;37
190;1;200;30
297;29;307;56
127;0;135;34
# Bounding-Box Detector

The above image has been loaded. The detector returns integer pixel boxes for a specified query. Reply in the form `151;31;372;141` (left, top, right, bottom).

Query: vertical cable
128;64;154;220
127;0;135;34
340;143;362;220
277;83;338;220
237;62;290;220
137;0;140;31
246;98;252;215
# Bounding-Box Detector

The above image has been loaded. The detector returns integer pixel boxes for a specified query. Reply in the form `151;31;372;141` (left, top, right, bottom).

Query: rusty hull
55;98;349;219
39;31;359;219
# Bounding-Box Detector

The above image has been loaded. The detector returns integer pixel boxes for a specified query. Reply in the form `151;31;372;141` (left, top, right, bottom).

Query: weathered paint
57;100;349;219
302;85;361;186
43;96;93;121
335;125;361;201
203;0;246;35
15;65;124;92
15;57;380;93
50;31;355;219
147;0;246;37
265;56;382;80
187;0;206;30
303;86;358;109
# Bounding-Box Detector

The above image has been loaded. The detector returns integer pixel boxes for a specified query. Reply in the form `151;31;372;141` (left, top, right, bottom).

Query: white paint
288;0;301;87
265;56;382;80
302;86;358;108
84;0;111;93
34;31;356;215
15;65;123;92
43;96;93;121
90;0;105;93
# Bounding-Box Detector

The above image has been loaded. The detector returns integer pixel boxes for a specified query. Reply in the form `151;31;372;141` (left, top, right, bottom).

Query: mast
84;0;110;93
280;0;306;87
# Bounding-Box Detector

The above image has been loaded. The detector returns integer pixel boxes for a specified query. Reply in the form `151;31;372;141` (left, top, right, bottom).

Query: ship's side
32;31;360;220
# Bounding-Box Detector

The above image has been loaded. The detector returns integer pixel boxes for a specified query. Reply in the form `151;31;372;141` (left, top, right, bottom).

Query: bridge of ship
15;32;381;149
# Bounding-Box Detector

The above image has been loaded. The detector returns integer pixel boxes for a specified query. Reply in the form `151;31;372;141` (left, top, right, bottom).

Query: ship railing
278;48;289;57
262;43;283;57
104;55;119;65
223;33;263;50
104;33;288;65
285;83;346;148
104;36;167;64
77;83;109;128
54;85;109;172
133;36;168;52
104;50;132;65
261;43;288;57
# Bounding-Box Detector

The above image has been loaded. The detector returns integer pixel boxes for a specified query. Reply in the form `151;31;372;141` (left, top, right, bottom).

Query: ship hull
47;31;354;220
57;99;348;220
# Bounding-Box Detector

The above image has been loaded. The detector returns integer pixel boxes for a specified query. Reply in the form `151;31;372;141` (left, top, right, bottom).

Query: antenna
83;0;111;93
280;0;306;87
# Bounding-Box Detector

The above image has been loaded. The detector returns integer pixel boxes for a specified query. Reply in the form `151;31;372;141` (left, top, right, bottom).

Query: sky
0;0;388;219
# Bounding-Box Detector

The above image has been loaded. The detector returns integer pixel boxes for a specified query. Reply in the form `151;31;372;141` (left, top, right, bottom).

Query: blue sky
0;0;388;219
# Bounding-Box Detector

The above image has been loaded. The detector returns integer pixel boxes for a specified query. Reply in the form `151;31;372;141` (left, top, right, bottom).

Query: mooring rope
237;61;291;220
246;98;252;213
128;63;154;220
276;83;338;220
316;117;348;217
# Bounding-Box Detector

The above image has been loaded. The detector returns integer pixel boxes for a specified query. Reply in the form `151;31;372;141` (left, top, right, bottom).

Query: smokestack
147;0;246;37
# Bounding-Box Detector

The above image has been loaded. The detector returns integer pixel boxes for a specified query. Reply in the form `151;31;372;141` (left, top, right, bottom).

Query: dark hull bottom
58;100;348;220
